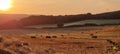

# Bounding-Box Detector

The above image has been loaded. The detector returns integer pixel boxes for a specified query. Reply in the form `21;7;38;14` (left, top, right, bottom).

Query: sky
1;0;120;15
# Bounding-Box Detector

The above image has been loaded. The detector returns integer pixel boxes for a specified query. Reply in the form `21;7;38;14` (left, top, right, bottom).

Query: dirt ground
0;25;120;54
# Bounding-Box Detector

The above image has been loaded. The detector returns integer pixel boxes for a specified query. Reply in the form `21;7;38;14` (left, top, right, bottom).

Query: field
0;25;120;54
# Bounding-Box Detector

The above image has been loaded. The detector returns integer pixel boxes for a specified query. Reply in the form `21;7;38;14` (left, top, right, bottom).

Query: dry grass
0;25;120;54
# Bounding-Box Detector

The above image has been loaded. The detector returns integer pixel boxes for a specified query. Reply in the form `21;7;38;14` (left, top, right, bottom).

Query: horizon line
0;10;120;16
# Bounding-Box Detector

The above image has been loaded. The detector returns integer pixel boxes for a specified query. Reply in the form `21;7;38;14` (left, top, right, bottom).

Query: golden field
0;25;120;54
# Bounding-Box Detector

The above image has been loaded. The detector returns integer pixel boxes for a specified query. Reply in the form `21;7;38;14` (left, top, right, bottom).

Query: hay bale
23;42;29;46
0;37;3;42
92;36;98;38
52;36;57;38
90;34;94;36
46;36;51;38
90;34;98;38
30;36;36;39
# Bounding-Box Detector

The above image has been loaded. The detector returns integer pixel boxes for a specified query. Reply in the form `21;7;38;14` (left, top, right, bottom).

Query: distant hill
0;20;23;29
0;10;120;29
0;14;29;24
94;10;120;19
20;10;120;26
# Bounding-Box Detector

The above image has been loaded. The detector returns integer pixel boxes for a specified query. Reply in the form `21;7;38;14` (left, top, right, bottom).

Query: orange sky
1;0;120;15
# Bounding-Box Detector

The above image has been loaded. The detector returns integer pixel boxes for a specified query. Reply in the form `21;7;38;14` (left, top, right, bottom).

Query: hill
0;10;120;29
0;14;29;24
20;10;120;26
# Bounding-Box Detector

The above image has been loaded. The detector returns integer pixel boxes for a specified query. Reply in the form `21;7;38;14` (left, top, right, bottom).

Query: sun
0;0;12;11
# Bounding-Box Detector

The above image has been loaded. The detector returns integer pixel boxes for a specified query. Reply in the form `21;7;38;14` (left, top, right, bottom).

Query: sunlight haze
0;0;12;11
0;0;120;15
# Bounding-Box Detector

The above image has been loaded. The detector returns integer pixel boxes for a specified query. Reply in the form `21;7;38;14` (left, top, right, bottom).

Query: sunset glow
0;0;12;11
1;0;120;15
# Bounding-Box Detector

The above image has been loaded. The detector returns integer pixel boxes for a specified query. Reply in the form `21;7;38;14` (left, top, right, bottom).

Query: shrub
0;49;12;54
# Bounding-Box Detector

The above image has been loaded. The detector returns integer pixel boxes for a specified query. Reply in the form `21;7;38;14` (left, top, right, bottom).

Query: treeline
20;10;120;26
0;10;120;29
20;13;92;26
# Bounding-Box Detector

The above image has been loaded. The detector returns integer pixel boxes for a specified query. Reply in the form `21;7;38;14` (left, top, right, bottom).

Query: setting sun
0;0;12;11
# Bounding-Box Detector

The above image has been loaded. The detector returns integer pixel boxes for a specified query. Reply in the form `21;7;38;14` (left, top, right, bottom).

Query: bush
0;49;12;54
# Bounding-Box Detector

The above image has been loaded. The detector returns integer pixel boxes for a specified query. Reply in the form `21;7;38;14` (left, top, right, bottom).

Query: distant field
0;25;120;54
